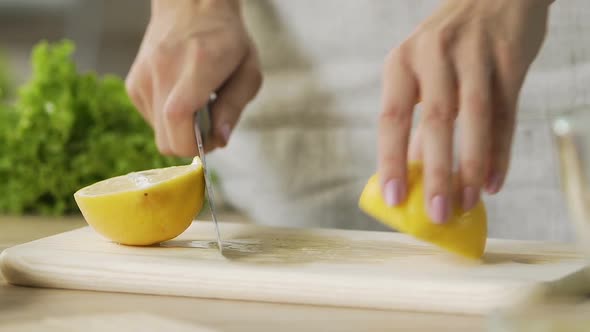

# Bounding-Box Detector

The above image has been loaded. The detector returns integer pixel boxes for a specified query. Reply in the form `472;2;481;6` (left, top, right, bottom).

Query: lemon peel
359;163;487;259
74;157;205;246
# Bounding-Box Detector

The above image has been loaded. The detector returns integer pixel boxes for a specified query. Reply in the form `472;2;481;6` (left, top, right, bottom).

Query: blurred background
0;0;148;83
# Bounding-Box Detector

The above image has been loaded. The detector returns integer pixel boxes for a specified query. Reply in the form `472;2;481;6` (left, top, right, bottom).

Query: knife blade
193;99;223;254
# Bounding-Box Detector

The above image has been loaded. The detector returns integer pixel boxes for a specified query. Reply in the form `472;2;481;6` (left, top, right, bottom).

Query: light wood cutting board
0;221;586;315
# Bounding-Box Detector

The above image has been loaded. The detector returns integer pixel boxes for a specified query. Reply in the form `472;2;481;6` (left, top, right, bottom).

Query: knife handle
194;93;216;147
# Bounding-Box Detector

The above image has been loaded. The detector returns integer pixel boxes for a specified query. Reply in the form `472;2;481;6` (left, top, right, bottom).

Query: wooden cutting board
0;221;586;315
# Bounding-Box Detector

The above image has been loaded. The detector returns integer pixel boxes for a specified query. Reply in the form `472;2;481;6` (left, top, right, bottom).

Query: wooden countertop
0;215;487;332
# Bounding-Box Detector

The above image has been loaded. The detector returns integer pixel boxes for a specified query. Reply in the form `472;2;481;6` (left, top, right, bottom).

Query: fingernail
384;179;405;206
221;123;232;144
462;186;479;211
430;195;449;224
485;173;503;194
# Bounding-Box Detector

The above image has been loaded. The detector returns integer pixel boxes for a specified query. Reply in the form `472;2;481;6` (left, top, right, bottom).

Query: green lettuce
0;39;186;216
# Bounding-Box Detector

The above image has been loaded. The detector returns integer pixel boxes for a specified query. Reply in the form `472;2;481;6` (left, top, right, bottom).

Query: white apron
208;0;590;242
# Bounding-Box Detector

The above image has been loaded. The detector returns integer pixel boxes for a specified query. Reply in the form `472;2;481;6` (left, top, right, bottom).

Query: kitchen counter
0;216;487;331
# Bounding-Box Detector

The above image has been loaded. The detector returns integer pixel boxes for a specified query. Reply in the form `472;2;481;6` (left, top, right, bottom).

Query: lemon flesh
358;163;487;259
74;157;205;246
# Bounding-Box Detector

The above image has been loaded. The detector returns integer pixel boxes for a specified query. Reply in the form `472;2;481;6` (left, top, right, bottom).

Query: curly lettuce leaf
1;39;186;216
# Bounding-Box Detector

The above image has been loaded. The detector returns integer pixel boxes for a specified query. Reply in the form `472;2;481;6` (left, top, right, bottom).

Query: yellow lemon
74;157;205;246
358;163;487;259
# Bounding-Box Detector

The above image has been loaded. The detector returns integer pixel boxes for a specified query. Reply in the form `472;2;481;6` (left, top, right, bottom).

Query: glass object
552;107;590;257
486;107;590;331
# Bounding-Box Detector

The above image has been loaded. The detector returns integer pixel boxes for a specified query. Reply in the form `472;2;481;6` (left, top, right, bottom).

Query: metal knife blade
194;101;223;254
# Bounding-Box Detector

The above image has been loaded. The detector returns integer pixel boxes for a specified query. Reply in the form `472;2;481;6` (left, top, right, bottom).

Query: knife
193;97;223;254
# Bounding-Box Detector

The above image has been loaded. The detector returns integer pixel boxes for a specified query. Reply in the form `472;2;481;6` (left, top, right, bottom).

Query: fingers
378;47;419;206
124;0;259;158
161;70;213;157
377;1;543;225
418;45;458;224
208;46;263;150
485;90;517;194
485;45;521;194
456;42;493;211
150;69;174;155
125;61;154;127
154;107;173;155
126;59;175;155
161;42;243;157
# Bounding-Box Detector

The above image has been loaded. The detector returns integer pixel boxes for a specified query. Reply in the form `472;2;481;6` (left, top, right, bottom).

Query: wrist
150;0;241;18
524;0;555;9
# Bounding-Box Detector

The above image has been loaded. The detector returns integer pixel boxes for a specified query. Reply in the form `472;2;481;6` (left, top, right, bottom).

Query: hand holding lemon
359;163;487;259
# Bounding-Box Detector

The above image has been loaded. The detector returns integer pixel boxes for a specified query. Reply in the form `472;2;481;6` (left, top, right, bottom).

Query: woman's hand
379;0;554;223
126;0;262;156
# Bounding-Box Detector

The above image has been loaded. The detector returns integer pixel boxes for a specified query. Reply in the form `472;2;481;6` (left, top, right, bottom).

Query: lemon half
74;157;205;246
359;163;487;259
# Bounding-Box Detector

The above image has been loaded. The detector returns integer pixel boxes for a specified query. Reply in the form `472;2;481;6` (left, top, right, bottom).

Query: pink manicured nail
384;179;405;206
221;123;232;144
430;195;449;224
462;186;479;211
485;173;503;194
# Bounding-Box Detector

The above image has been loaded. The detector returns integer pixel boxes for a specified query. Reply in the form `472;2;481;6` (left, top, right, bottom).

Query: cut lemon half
74;157;205;246
359;163;487;259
